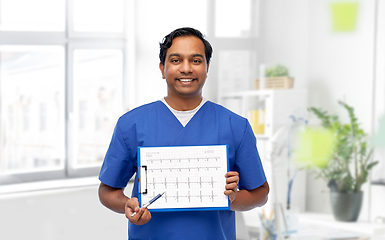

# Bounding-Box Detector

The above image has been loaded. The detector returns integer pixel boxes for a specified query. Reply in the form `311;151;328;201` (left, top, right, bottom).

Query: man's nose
180;60;192;73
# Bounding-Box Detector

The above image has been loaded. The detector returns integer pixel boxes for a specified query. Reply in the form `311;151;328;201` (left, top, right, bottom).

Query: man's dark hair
159;27;213;65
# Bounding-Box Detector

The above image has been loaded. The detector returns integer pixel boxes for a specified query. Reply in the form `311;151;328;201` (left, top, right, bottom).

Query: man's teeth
179;79;194;82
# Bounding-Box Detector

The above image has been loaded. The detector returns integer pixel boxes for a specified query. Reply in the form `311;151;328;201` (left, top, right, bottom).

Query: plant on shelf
265;64;290;77
302;100;378;221
256;64;294;90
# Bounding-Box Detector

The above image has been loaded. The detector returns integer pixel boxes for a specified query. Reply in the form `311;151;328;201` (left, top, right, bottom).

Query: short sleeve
233;119;266;190
99;118;136;188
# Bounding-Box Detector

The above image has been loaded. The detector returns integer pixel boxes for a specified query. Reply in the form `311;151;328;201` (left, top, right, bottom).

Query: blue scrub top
99;101;266;240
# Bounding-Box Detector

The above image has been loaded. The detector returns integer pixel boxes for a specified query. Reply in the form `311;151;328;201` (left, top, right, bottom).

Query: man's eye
192;59;202;64
171;59;180;63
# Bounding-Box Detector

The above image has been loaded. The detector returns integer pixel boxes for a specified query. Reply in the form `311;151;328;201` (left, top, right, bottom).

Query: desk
295;213;385;239
243;211;385;240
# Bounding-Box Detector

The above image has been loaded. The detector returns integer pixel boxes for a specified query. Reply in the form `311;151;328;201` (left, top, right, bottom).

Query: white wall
307;0;375;124
0;183;132;240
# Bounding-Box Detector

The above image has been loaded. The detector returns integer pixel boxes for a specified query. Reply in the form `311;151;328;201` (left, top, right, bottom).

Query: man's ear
159;62;165;79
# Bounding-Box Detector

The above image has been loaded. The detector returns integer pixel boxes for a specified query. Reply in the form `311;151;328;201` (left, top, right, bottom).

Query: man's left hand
224;171;239;203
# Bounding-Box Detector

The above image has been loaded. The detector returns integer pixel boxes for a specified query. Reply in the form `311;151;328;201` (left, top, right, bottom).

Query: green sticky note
330;2;359;32
295;127;335;169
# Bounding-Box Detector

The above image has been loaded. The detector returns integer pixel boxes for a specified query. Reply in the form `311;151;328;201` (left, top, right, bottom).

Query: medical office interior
0;0;385;239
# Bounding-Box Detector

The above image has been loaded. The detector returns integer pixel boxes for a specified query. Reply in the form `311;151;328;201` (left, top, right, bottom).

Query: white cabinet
218;89;308;140
219;89;309;215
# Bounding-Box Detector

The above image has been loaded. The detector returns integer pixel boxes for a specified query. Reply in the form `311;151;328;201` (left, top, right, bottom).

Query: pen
131;192;165;217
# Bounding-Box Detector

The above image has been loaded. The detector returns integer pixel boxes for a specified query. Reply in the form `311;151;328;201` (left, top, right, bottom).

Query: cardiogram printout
137;145;229;212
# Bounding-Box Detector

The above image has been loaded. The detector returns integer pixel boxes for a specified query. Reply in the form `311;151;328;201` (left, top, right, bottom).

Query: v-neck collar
147;100;217;147
160;99;208;128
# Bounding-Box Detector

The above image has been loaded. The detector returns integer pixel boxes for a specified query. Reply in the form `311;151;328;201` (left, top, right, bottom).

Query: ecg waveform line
148;176;217;188
146;190;219;203
149;166;220;172
148;157;219;161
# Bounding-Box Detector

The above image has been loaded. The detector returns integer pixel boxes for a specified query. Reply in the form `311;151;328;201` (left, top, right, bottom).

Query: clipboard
137;145;230;212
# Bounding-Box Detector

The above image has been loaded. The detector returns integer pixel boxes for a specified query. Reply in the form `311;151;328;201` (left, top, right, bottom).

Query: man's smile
177;78;196;82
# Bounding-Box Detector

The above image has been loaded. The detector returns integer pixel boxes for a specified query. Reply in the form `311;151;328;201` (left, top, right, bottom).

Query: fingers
224;171;239;203
225;171;239;186
125;197;139;218
133;208;151;225
225;182;238;192
125;198;152;225
225;171;239;178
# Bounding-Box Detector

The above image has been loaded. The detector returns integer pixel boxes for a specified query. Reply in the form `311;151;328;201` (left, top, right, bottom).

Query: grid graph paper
138;145;229;212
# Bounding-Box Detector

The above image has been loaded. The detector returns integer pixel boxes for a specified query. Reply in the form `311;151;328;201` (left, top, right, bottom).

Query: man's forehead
166;36;205;56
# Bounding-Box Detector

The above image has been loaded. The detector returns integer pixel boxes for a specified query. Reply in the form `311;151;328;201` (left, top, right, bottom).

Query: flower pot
330;191;363;222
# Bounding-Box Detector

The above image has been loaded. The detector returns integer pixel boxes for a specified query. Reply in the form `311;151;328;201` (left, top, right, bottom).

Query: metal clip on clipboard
139;165;147;194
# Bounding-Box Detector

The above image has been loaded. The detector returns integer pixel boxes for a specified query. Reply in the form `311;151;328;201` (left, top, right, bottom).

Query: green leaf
265;64;289;77
366;161;379;171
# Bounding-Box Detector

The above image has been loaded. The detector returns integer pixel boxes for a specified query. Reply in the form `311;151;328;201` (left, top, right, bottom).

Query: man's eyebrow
167;53;204;59
191;54;204;58
167;53;180;59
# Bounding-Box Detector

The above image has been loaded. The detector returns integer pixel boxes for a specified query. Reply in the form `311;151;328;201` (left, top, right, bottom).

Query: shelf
220;89;274;98
218;89;308;140
372;179;385;186
220;89;304;98
255;134;269;140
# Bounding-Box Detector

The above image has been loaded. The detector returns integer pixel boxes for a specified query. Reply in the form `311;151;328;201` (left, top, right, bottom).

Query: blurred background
0;0;384;239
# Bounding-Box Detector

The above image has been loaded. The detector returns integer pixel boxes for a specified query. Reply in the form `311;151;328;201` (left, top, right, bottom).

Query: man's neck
164;96;203;111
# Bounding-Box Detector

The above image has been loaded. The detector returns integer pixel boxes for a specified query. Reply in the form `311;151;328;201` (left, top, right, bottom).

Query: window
0;0;66;32
0;46;65;174
72;0;124;33
0;0;126;184
215;0;256;38
71;49;123;169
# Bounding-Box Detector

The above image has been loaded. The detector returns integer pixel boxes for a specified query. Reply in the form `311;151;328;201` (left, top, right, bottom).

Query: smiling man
159;32;209;111
98;27;269;240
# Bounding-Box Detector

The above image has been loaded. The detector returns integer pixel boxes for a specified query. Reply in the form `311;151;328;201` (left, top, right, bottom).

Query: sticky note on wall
330;2;359;32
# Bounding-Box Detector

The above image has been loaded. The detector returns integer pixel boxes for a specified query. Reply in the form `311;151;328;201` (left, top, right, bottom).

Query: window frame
0;0;128;185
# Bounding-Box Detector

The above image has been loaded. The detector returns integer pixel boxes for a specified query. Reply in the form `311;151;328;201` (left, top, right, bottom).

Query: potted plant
301;101;378;221
255;64;294;90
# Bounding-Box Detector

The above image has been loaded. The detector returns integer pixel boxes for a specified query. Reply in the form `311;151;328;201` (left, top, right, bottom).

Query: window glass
73;0;124;32
0;46;65;173
73;49;123;167
215;0;253;38
218;50;254;92
0;0;65;31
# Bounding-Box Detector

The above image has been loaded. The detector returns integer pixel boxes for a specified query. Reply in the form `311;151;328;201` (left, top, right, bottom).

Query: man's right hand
126;197;152;225
98;183;152;225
